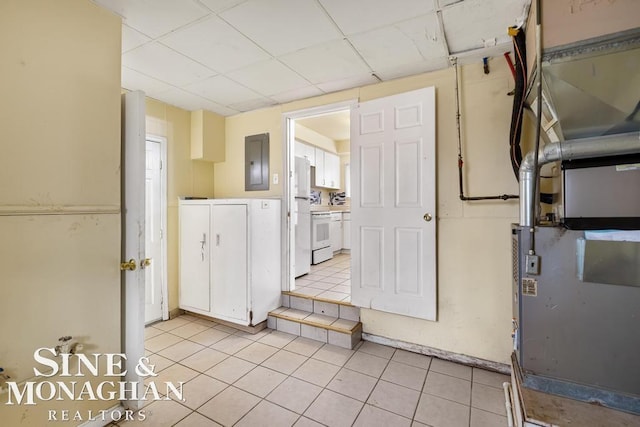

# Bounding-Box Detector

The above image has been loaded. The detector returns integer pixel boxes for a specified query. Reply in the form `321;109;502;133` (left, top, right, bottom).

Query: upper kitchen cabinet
314;148;340;189
191;109;225;162
294;139;316;166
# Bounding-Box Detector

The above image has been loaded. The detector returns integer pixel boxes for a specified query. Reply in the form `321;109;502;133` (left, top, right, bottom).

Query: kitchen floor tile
144;326;164;340
311;344;354;366
258;330;298;348
470;407;508;427
151;363;199;388
234;341;279;364
234;328;272;342
118;399;191;426
317;290;349;301
174;412;222;426
472;367;510;389
235;400;299;427
262;349;308;375
391;349;432;370
157;340;205;362
205;356;256;384
353;404;412;427
367;380;421;418
430;358;472;381
423;371;471;405
414;393;470;427
153;317;191;332
213;324;239;334
291;358;341;387
344;351;389;378
169;322;211;339
197;386;260;427
180;374;227;410
266;377;323;414
358;341;396;359
293;417;324;427
144;333;184;353
326;367;378;402
471;383;506;415
295;287;324;297
188;329;230;347
283;336;324;357
304;389;363;427
381;361;427;391
233;366;287;398
180;348;228;373
145;353;174;374
209;335;253;355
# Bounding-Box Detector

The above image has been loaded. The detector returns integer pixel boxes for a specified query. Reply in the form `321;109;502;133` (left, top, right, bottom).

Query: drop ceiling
94;0;530;116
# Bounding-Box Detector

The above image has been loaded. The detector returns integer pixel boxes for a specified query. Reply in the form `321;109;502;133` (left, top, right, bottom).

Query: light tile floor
110;314;510;427
295;253;351;302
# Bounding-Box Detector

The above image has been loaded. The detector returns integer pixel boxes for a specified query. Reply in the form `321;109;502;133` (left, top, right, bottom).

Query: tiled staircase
268;292;362;349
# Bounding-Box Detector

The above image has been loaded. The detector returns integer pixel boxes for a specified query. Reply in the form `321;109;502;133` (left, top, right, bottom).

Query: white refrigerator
294;156;311;277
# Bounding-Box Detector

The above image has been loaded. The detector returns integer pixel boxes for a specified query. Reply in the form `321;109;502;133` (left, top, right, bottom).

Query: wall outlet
272;173;279;185
261;201;269;209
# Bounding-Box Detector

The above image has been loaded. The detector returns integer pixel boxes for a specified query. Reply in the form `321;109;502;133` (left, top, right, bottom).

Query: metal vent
522;278;538;297
512;236;519;287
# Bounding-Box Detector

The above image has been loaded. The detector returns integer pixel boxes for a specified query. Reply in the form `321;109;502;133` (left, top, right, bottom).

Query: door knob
120;258;137;271
140;258;152;269
423;213;432;222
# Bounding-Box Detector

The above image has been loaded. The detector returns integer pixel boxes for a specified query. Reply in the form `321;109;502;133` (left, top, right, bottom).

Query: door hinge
159;160;163;170
160;229;163;239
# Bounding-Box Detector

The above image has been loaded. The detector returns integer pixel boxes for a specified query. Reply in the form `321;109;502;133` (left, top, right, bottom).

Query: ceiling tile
198;0;247;13
270;85;325;104
438;0;464;7
121;67;174;97
349;14;447;73
228;97;277;112
316;74;379;94
94;0;210;38
442;0;528;53
123;42;215;86
220;0;342;56
185;75;262;106
227;60;310;96
153;87;239;115
122;25;150;53
374;57;450;80
319;0;435;35
280;40;371;85
160;15;269;74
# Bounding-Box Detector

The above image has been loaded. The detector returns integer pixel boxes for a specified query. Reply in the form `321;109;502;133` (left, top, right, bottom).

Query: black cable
509;27;528;180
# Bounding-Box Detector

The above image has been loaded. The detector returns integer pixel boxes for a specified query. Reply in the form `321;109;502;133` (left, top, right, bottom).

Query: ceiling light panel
220;0;342;56
160;16;270;74
227;59;310;96
319;0;435;35
280;40;371;85
122;42;215;86
94;0;210;38
442;0;527;53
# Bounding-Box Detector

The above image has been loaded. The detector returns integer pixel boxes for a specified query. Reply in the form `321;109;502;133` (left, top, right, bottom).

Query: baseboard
78;404;124;427
362;333;511;375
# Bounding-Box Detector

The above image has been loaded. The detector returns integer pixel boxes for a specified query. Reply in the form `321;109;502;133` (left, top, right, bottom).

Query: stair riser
283;294;360;321
268;315;360;350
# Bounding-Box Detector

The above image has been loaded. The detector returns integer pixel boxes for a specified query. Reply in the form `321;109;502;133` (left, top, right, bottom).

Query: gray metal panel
245;133;269;191
564;164;640;218
580;239;640;287
515;226;640;397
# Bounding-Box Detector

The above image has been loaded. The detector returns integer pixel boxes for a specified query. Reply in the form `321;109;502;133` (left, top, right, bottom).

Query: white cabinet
314;148;340;189
295;140;315;166
179;199;281;327
330;212;342;253
342;212;351;250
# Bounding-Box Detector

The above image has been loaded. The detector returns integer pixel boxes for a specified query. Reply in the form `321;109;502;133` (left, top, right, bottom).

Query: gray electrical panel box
245;133;269;191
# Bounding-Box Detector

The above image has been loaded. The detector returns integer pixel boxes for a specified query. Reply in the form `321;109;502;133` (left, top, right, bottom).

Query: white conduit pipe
503;381;515;427
519;132;640;227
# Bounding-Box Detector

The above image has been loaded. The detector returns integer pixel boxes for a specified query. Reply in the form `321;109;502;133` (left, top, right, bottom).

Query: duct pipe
519;132;640;227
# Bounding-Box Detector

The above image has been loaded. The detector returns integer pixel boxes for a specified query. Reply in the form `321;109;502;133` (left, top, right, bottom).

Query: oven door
312;213;331;250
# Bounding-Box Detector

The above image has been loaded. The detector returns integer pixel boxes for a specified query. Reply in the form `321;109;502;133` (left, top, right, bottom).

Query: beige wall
0;0;122;424
214;61;518;364
146;99;215;313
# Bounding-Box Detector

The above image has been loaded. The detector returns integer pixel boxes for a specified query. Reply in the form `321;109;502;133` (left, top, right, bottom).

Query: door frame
146;134;169;321
281;99;357;292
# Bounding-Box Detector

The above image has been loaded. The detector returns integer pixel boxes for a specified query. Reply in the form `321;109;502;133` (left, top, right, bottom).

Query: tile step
268;306;362;349
281;292;360;322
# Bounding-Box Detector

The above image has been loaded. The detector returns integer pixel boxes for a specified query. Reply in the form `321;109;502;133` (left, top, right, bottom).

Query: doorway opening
145;135;168;324
284;101;355;303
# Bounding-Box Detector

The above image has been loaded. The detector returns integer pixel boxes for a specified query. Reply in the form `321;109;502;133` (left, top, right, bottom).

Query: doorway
145;136;168;324
284;101;355;303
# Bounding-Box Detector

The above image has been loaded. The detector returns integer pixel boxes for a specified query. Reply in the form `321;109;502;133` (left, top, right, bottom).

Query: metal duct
519;132;640;226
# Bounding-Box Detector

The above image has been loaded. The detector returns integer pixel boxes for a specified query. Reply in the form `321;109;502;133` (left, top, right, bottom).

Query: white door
211;204;248;322
145;140;163;323
351;87;437;321
121;90;147;410
179;203;211;313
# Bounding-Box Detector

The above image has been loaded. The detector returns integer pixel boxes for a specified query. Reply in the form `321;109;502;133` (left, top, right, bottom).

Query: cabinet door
325;152;340;189
330;218;342;252
179;204;211;313
314;148;325;186
211;204;248;322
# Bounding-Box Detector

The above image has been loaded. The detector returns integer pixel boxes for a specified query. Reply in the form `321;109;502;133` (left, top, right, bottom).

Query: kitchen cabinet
295;140;315;166
330;212;342;253
314;148;340;189
342;212;351;250
179;198;281;327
